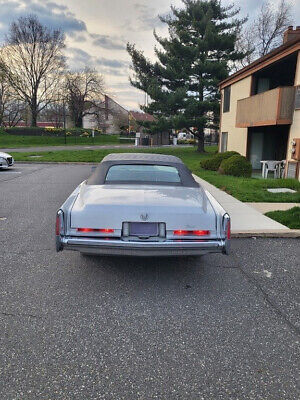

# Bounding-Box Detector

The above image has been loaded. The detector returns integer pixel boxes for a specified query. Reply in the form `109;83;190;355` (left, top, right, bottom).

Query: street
0;164;299;399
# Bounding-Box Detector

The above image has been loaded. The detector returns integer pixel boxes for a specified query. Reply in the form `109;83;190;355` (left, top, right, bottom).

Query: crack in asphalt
232;253;300;336
0;311;42;320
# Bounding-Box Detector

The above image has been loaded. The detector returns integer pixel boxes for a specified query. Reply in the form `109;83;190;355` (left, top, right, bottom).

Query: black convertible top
87;153;199;187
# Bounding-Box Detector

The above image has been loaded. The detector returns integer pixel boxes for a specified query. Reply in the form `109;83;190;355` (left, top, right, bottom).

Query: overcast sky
0;0;299;110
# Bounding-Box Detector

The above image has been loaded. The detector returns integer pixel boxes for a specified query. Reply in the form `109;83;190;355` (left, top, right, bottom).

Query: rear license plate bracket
129;222;158;237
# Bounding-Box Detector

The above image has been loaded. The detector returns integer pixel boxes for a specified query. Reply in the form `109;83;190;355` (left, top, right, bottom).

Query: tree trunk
30;101;38;127
197;131;205;153
31;110;37;127
75;115;83;128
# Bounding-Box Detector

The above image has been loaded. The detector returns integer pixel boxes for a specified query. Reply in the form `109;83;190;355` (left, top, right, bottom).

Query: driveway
0;164;299;399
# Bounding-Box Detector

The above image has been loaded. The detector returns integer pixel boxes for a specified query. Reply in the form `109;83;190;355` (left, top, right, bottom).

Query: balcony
236;86;295;128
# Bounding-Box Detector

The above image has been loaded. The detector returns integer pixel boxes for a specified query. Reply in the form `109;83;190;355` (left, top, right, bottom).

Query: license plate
129;222;158;236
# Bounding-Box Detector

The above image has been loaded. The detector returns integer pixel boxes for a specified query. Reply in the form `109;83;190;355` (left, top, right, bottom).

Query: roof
101;153;183;164
129;111;155;122
219;36;300;89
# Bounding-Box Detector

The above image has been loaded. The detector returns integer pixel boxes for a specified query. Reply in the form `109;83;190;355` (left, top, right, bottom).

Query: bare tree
233;27;256;71
235;0;293;68
65;67;105;128
0;15;66;126
0;70;25;127
255;0;293;56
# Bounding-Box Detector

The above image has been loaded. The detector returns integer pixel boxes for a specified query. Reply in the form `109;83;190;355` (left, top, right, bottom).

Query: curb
15;161;96;165
232;230;300;238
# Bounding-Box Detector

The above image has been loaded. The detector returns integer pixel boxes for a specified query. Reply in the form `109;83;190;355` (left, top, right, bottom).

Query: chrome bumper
58;236;226;257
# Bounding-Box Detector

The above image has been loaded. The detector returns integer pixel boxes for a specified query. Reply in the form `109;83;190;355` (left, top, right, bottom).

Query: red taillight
77;228;114;233
56;210;64;236
227;220;231;240
173;230;210;236
173;230;188;236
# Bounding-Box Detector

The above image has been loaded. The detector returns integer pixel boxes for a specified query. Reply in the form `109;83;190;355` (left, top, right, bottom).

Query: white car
56;153;230;257
0;151;14;169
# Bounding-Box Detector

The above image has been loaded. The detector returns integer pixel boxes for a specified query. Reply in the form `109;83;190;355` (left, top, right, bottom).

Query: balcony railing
236;86;295;128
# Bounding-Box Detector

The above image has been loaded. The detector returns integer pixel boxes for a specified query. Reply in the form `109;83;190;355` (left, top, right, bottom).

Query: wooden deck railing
236;86;295;128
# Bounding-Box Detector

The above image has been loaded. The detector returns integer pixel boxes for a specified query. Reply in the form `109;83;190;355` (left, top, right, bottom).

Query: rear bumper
57;236;227;256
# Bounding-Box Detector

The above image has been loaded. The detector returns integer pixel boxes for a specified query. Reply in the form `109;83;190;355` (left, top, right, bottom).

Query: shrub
3;127;98;137
200;151;239;171
178;139;196;145
219;155;252;177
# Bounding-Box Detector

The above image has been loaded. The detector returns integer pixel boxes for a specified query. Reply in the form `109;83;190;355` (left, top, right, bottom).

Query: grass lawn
0;133;121;147
10;146;300;203
265;207;300;229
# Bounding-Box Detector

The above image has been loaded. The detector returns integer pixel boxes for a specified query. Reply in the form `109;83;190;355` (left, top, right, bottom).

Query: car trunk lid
70;184;217;233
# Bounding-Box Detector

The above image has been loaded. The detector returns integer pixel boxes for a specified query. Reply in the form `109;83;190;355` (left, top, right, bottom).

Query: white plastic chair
279;160;286;178
265;161;278;178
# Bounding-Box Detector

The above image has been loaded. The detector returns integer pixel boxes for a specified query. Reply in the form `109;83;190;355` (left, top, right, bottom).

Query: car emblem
140;213;149;221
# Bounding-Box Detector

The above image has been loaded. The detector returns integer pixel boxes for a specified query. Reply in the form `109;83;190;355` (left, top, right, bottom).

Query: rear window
105;164;181;184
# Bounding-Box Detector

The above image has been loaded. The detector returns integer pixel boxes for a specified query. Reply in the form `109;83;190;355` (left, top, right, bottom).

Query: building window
221;132;228;153
223;86;231;113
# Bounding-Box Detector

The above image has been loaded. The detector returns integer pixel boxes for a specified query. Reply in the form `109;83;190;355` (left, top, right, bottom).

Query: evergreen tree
127;0;247;152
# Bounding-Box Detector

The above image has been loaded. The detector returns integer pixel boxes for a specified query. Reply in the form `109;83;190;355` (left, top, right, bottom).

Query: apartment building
219;26;300;180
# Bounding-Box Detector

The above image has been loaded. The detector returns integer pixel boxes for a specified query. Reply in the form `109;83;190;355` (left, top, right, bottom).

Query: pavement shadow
76;254;206;288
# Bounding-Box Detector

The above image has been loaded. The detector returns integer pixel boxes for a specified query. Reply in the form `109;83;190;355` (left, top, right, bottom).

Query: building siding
286;50;300;179
220;76;252;156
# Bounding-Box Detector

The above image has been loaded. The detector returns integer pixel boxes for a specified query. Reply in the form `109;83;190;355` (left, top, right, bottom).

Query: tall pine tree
127;0;247;152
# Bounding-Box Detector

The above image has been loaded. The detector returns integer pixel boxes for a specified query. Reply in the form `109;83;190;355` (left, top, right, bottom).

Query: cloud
68;47;91;60
66;47;128;77
102;67;127;77
45;2;68;11
0;0;87;40
74;35;87;43
90;33;125;50
96;57;128;69
133;3;163;30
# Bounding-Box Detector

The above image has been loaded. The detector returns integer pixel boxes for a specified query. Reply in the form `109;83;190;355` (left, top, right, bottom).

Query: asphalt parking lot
0;163;299;400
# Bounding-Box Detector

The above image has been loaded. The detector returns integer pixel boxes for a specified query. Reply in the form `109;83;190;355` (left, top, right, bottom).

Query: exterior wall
286;50;300;179
220;76;252;156
83;97;128;134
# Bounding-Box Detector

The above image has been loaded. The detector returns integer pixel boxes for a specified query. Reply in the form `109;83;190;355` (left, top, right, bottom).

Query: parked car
0;151;14;169
177;132;187;140
177;132;194;140
56;153;230;257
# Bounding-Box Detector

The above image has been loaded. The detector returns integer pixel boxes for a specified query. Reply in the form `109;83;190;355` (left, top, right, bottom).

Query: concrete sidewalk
193;175;298;236
246;202;299;213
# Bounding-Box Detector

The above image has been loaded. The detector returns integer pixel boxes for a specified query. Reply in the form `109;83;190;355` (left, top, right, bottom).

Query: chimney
283;26;300;43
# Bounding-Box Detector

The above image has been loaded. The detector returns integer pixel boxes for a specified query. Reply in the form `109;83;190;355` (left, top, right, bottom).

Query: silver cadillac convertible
56;153;230;257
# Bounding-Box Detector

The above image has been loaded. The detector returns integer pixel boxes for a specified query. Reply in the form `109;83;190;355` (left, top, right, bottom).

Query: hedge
3;127;101;137
219;155;252;177
200;151;239;171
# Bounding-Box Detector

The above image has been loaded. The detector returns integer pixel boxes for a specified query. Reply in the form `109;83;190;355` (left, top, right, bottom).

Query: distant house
219;26;300;180
82;95;129;134
129;111;170;145
129;111;155;132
